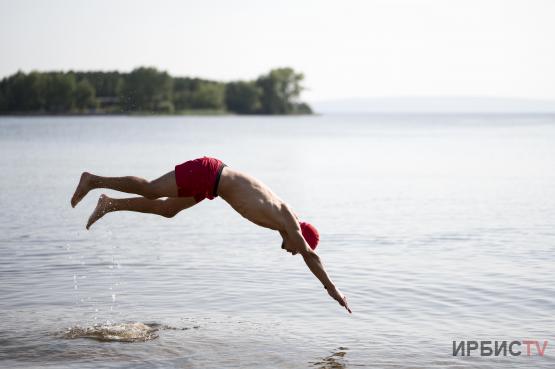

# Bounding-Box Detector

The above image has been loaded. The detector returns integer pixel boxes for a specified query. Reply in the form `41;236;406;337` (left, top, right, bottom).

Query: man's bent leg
71;170;179;207
86;195;196;229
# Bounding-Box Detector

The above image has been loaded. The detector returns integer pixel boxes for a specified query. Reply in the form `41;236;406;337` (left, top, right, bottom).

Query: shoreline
0;110;316;117
2;111;555;118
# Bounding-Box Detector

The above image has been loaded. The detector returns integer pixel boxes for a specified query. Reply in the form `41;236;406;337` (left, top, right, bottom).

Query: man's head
300;221;319;250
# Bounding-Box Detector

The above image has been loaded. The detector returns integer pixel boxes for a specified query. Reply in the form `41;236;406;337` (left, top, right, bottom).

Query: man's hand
327;286;352;314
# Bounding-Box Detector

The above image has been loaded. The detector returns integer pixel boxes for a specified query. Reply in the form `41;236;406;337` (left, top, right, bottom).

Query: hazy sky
1;0;554;102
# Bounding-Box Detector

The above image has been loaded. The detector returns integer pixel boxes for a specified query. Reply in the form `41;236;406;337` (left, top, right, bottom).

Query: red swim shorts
174;157;226;202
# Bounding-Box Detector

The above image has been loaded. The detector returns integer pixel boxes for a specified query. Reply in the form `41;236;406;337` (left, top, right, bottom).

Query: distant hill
310;97;555;114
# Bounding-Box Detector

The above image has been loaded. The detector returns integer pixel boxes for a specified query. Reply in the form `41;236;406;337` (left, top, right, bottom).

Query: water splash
64;322;159;342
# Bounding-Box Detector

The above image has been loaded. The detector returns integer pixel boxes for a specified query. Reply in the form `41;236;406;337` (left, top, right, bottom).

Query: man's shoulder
279;203;300;227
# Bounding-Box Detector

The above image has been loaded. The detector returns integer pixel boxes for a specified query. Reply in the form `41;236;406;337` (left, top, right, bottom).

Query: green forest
0;67;312;115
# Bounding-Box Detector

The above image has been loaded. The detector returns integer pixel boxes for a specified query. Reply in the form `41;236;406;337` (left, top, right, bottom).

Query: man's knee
161;207;178;218
159;200;180;218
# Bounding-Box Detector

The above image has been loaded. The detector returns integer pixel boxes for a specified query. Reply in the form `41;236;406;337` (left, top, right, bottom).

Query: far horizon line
308;95;555;103
309;95;555;114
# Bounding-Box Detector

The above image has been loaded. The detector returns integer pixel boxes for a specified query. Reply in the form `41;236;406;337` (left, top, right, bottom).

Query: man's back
218;167;291;231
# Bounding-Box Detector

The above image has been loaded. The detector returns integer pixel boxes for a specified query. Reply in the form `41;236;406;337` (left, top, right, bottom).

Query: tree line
0;67;312;115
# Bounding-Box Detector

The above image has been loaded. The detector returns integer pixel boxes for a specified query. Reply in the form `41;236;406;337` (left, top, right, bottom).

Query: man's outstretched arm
289;230;352;314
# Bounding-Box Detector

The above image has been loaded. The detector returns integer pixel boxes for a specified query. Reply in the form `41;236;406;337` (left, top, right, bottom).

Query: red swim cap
300;221;319;250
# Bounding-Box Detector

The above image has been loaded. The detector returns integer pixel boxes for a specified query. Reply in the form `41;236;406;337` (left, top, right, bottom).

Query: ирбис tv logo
453;340;548;357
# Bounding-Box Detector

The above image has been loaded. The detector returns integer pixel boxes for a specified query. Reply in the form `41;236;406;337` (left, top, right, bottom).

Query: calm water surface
1;115;554;368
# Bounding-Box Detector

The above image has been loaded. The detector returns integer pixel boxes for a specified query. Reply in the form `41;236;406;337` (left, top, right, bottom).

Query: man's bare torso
218;167;294;231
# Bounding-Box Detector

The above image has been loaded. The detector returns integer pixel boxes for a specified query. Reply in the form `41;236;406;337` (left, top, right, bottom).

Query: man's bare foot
71;172;93;208
86;194;112;230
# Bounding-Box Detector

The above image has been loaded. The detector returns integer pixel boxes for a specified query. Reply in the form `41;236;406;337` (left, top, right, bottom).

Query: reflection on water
310;347;348;369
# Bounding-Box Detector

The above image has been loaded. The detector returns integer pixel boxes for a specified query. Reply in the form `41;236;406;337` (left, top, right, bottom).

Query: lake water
1;115;554;368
